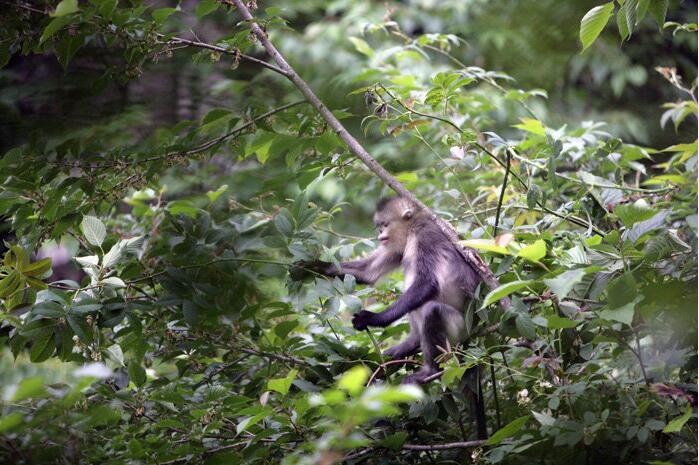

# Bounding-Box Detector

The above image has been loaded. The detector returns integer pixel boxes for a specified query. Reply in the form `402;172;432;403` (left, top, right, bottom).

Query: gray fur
333;197;481;384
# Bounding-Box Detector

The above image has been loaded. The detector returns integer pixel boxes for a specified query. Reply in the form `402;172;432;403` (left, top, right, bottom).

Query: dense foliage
0;1;696;464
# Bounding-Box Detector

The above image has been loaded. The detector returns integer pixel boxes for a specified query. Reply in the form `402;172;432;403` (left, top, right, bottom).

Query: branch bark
224;0;510;310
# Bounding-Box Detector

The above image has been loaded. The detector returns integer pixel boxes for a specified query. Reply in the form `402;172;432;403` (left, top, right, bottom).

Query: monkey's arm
291;249;400;285
352;276;438;329
335;250;400;285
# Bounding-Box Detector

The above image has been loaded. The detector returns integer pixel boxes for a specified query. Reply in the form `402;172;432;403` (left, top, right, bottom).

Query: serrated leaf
615;199;657;227
580;3;614;51
81;216;106;247
274;208;295;237
482;280;535;308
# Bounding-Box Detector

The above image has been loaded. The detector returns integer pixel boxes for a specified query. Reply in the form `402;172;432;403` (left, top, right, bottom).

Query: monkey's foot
401;368;438;385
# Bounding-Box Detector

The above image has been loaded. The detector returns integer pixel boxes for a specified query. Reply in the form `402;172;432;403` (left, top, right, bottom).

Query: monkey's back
403;218;481;310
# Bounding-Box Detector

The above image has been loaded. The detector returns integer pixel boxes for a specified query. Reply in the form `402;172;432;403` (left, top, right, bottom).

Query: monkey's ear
401;208;413;220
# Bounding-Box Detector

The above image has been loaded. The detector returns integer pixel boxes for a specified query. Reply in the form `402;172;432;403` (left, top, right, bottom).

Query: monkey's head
373;196;421;252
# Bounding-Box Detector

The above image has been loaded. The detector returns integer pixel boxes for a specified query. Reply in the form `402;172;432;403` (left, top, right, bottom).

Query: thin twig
159;34;288;76
367;359;422;385
493;150;511;236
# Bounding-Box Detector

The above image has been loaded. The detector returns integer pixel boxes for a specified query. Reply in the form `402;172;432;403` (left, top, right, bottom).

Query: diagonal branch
224;0;511;310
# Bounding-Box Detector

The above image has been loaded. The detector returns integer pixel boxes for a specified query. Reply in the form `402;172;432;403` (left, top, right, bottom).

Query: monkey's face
373;201;413;253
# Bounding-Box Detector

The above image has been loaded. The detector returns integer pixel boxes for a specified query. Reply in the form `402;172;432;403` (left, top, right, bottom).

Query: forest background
0;1;697;464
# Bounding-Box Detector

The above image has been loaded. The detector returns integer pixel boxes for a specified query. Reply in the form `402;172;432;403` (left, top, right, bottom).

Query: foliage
0;1;696;464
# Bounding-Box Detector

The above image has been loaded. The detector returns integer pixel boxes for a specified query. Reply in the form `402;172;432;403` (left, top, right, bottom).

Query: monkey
292;196;481;385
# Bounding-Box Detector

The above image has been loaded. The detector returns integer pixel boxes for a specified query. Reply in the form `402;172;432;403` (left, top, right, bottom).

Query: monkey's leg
383;331;421;359
402;302;462;385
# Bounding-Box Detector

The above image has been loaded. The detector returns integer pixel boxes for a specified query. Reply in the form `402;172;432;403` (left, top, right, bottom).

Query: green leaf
662;405;693;433
338;365;369;395
206;184;228;203
248;132;276;164
274;208;295;237
236;409;271;434
621;0;638;37
648;0;669;27
532;410;556;426
202;108;231;125
81;215;106;247
67;314;92;342
482;280;535;308
348;37;374;57
152;7;178;24
599;300;636;325
517;240;547;262
485;415;530;445
616;6;630;40
545;314;581;329
12;376;46;401
544;269;586;300
580;2;615;51
0;270;22;299
30;329;55;362
615;199;657;227
128;362;147;387
606;272;636;309
196;0;219;18
274;319;298;339
513;118;546;136
462;239;511;255
21;257;52;277
51;0;79;17
0;413;23;433
267;369;298;395
515;313;537;339
104;344;124;366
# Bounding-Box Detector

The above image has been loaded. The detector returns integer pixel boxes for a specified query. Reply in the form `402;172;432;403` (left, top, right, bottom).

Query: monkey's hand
289;260;332;281
352;310;378;331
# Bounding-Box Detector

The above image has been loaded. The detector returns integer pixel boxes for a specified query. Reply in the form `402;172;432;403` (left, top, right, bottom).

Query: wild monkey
292;196;481;385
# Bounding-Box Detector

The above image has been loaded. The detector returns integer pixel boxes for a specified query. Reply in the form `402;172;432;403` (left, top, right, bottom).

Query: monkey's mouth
380;238;389;245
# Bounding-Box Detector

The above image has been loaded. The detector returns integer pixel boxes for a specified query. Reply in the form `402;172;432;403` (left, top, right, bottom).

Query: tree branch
159;34;288;76
224;0;511;310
